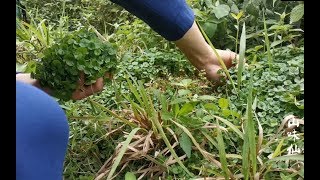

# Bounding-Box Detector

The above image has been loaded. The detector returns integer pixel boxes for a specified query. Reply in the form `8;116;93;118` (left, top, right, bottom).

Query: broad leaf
203;22;217;38
290;4;304;24
178;103;195;116
213;4;230;19
179;132;192;158
125;172;137;180
218;98;229;109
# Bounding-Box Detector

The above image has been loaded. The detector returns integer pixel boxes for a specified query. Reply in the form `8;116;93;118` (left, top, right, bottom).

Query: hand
204;47;239;81
71;72;112;100
174;21;243;83
16;72;112;100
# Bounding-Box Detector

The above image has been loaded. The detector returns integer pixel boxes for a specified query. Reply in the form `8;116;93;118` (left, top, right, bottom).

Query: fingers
71;88;87;100
72;72;86;100
72;76;105;100
104;72;113;79
205;64;225;81
211;49;237;69
204;64;227;87
90;77;104;94
78;72;85;87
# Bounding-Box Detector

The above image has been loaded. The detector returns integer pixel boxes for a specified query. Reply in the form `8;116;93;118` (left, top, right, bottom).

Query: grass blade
171;120;228;175
154;114;194;176
201;131;218;149
242;129;250;180
272;139;285;158
124;75;144;106
123;93;159;135
215;117;230;179
242;69;257;180
247;69;257;177
211;114;244;139
107;128;141;179
39;19;48;45
138;81;154;117
121;77;190;174
226;154;243;159
254;112;264;154
266;155;304;163
263;10;272;67
89;99;137;127
237;22;246;92
23;21;47;47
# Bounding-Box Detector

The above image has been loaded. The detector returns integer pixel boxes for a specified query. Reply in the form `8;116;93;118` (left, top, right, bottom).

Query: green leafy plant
18;0;304;179
290;3;304;24
116;47;194;83
32;27;117;100
16;17;53;65
193;0;303;50
231;10;244;53
22;0;132;33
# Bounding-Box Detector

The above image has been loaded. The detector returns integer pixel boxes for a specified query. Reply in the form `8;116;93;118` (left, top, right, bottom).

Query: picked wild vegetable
32;27;117;100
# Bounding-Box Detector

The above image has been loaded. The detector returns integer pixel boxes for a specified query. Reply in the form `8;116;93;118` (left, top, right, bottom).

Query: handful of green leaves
31;27;117;100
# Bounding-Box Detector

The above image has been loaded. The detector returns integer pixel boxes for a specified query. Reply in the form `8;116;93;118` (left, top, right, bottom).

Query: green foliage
179;132;192;158
242;69;257;180
17;0;304;179
16;18;53;64
22;0;132;33
63;118;119;180
237;22;246;92
212;4;231;19
125;172;137;180
290;3;304;24
32;27;117;100
222;46;304;130
116;47;194;82
112;19;170;54
215;116;230;179
193;0;303;50
107;128;141;179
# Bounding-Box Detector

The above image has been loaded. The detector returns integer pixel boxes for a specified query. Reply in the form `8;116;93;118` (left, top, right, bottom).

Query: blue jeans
16;81;69;180
111;0;195;41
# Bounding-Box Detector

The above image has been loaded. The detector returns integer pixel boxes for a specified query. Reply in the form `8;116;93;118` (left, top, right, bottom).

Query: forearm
174;22;213;70
174;22;236;69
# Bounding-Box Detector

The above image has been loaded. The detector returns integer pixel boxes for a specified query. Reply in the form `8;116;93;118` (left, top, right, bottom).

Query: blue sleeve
16;81;69;180
111;0;195;41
